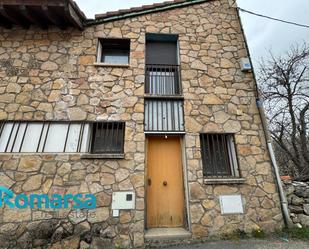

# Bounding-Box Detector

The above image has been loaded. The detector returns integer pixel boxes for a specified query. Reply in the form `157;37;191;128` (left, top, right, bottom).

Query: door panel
147;136;184;228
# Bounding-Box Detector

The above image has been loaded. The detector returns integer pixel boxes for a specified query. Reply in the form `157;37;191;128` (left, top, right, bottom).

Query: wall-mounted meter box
112;191;135;210
240;58;252;72
220;195;244;214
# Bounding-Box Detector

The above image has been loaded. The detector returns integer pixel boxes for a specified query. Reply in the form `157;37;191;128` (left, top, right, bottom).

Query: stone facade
0;0;284;248
283;180;309;227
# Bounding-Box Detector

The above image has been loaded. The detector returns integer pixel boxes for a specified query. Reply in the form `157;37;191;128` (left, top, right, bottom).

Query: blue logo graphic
0;186;96;209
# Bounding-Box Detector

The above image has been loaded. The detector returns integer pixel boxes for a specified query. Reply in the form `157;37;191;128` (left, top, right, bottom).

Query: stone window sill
204;178;246;185
81;153;125;159
93;62;130;67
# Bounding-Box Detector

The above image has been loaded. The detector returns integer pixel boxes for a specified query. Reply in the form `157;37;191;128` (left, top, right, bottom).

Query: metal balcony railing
145;64;181;95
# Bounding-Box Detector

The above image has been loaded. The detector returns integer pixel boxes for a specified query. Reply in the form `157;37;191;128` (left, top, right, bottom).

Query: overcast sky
75;0;309;70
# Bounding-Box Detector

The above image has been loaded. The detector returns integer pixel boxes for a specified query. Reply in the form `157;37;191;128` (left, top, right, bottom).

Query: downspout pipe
232;0;292;228
256;94;293;228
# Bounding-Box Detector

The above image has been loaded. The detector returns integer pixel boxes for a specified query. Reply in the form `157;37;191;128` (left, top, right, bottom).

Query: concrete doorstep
145;228;191;240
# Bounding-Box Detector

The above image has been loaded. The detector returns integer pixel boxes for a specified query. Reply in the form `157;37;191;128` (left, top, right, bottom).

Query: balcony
145;64;181;96
144;99;184;132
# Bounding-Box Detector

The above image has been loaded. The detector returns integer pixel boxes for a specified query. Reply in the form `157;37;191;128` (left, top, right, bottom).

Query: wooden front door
146;136;185;228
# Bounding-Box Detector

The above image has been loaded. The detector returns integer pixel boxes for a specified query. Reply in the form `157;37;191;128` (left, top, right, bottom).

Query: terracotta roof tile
94;0;202;20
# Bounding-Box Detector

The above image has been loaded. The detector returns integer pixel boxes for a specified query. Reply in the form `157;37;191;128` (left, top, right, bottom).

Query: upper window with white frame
97;38;130;65
0;121;125;155
200;133;240;178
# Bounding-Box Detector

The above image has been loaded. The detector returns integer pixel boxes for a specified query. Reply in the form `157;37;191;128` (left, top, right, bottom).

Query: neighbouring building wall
0;0;283;248
283;180;309;226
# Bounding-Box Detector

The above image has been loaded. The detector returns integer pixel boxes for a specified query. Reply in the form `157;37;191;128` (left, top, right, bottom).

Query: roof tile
94;0;199;20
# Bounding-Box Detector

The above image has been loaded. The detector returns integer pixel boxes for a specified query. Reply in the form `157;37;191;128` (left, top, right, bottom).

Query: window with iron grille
0;121;125;154
91;122;125;154
200;134;240;178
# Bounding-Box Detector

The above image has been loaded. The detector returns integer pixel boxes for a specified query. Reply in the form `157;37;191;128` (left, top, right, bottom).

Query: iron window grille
91;122;125;154
200;133;240;178
145;64;181;95
0;121;125;154
97;38;130;64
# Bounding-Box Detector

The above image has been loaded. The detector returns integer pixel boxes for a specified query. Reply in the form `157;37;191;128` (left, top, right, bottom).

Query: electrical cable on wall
238;7;309;29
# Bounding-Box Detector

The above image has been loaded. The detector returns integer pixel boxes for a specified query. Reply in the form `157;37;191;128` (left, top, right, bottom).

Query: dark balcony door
145;40;180;95
146;41;178;65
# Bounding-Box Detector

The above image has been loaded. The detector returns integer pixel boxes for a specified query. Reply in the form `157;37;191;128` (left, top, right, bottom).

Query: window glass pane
65;124;80;152
44;124;68;152
80;124;90;153
21;123;44;152
0;122;13;152
102;50;129;64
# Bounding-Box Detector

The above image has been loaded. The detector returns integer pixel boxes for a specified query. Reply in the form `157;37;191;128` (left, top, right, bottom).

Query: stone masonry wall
0;0;283;248
283;181;309;226
0;154;144;249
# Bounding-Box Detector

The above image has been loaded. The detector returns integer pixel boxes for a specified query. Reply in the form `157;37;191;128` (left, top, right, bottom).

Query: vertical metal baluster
111;122;115;153
77;124;82;153
19;122;28;152
201;135;205;176
147;101;149;131
88;123;93;153
171;100;175;131
37;123;45;152
222;135;232;176
78;123;85;152
170;65;172;94
115;122;120;153
211;135;217;177
151;100;154;132
5;123;15;153
107;123;111;153
120;123;124;153
205;135;211;177
0;121;6;139
158;67;163;95
216;134;222;177
80;123;85;152
150;65;153;94
42;122;51;153
63;123;70;153
101;123;105;153
146;66;149;94
11;123;21;152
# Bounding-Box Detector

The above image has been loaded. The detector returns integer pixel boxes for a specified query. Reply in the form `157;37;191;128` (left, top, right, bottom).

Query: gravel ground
163;239;309;249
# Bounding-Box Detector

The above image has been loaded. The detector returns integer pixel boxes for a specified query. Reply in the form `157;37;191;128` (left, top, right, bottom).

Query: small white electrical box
112;191;135;210
240;58;252;72
220;195;244;214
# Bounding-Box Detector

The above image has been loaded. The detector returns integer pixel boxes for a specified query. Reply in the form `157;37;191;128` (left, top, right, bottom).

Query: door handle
148;178;151;186
163;181;167;186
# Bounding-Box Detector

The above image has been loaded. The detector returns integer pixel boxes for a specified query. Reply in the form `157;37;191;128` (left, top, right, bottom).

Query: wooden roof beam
19;5;48;29
0;4;30;28
0;15;12;28
41;5;67;29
